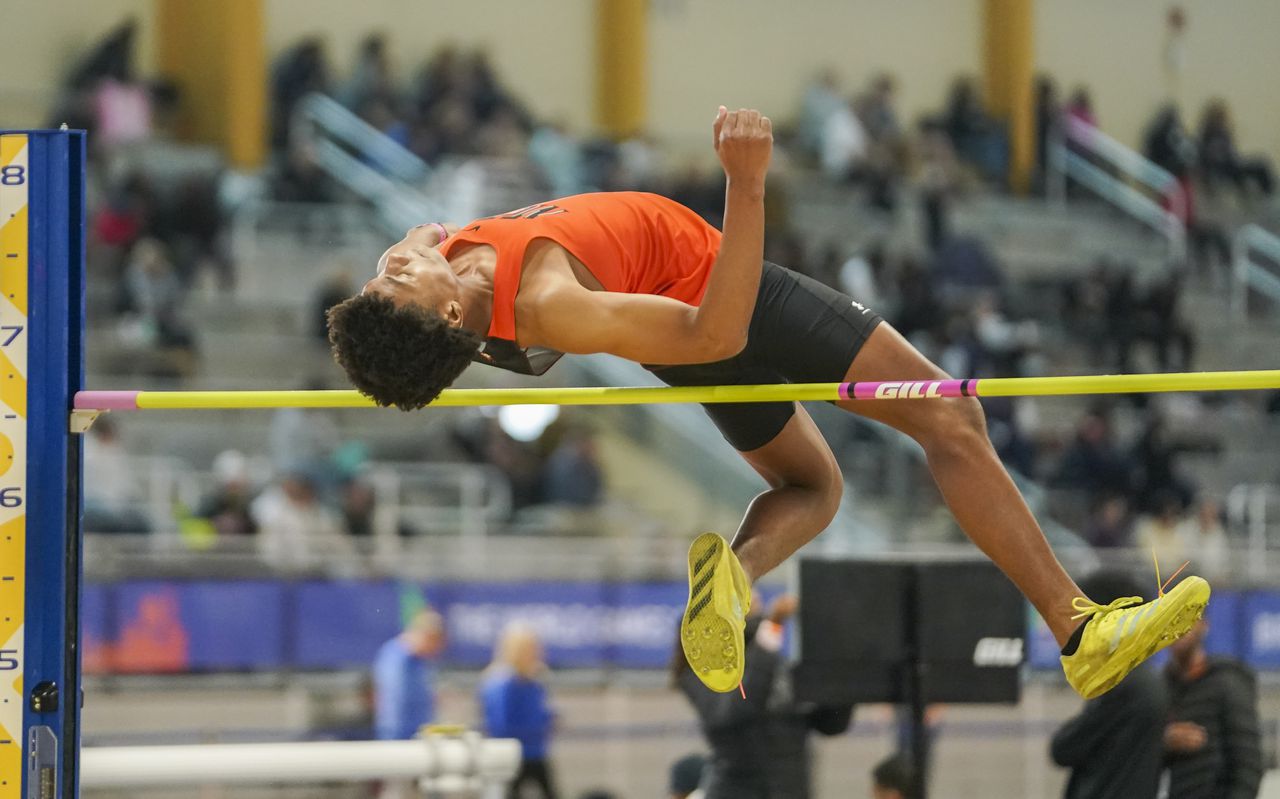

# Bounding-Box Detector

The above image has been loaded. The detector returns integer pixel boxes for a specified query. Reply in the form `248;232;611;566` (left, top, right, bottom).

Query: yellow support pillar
595;0;647;139
155;0;266;168
982;0;1034;194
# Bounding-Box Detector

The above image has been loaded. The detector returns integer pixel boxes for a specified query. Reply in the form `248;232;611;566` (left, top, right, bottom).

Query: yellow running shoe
681;533;751;693
1061;575;1210;699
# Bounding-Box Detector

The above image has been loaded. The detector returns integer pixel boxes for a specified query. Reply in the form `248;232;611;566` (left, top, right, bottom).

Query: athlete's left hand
714;106;772;189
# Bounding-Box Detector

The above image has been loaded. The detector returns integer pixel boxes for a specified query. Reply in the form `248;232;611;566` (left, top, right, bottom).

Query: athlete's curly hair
327;293;482;411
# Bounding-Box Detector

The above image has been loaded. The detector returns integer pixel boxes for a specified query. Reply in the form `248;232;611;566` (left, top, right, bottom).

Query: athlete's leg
835;323;1083;645
729;405;844;583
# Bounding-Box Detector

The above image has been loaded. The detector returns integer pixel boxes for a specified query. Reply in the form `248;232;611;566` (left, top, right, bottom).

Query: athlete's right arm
529;265;742;364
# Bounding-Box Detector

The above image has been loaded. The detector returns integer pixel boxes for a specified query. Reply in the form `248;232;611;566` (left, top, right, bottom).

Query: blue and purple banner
82;580;1276;675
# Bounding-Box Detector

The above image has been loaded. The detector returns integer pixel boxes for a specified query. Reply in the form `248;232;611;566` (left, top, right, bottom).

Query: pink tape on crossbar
839;379;974;400
73;391;141;410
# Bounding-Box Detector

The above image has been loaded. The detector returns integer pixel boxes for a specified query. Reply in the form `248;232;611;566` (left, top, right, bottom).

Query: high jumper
325;106;1209;698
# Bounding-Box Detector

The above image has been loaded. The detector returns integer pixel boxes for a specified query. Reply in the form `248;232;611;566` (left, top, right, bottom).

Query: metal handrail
1048;116;1187;262
1227;482;1275;580
1232;224;1280;318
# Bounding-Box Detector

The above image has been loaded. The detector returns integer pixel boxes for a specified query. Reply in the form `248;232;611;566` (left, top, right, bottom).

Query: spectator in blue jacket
480;623;558;799
373;609;445;740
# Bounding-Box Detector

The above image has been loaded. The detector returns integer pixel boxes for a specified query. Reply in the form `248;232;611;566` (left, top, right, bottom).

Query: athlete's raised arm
694;106;772;356
530;107;772;365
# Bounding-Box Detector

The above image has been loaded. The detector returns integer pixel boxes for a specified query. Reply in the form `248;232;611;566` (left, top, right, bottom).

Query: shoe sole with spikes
681;533;750;693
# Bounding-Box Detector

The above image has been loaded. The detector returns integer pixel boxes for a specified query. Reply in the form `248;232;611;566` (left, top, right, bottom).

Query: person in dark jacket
674;594;854;799
1050;571;1169;799
1164;618;1263;799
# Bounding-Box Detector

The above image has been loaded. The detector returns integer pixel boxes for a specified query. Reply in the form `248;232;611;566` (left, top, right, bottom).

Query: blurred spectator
1197;99;1274;200
340;34;397;113
1136;274;1195;372
1033;77;1060;191
542;429;604;507
857;73;904;153
269;385;341;480
480;624;558;799
1164;618;1263;798
195;450;258;537
917;121;962;251
315;269;357;342
340;477;380;537
272;141;333;204
270;38;331;149
1051;571;1169;799
1082;495;1133;549
665;163;725;227
1064;87;1097;129
1143;104;1230;275
121;237;199;372
669;753;707;799
250;472;353;570
1145;104;1196;180
530;122;586;198
982;395;1037;477
65;18;137;90
871;753;917;799
837;243;886;310
1132;415;1206;514
971;291;1038;375
798;70;868;180
83;416;150;534
1180;498;1228;581
675;594;854;799
942;77;1007;183
159;176;233;290
358;97;410;149
1134;492;1190;570
854;73;905;211
93;77;153;148
1052;409;1134;505
373;609;445;739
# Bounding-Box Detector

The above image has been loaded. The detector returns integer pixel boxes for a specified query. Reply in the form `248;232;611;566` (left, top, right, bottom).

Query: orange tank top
438;192;722;341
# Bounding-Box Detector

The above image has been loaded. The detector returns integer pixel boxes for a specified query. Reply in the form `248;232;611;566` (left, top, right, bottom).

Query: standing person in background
373;609;446;798
674;594;854;798
480;624;558;799
1051;571;1169;799
870;754;916;799
1164;619;1263;799
373;609;446;739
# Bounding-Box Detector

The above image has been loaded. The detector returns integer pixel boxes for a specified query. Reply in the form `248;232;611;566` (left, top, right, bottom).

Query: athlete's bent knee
919;396;989;457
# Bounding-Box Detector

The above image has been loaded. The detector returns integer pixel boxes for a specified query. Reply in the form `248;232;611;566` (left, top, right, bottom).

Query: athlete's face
363;237;463;325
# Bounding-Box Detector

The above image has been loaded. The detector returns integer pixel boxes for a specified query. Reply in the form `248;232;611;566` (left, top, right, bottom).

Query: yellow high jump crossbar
73;370;1280;412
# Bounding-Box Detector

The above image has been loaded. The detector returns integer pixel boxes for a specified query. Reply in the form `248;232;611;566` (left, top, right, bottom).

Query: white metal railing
291;92;547;236
1228;482;1276;580
81;736;520;793
1049;116;1187;262
86;455;513;543
1232;224;1280;319
366;461;513;541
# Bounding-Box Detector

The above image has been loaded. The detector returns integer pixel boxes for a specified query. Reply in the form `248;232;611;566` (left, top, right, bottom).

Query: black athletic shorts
647;262;883;451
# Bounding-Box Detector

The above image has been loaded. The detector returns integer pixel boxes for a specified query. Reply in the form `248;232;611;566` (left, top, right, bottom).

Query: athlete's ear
443;299;464;329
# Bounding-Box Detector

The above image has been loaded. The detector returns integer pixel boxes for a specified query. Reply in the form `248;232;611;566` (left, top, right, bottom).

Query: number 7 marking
0;326;21;346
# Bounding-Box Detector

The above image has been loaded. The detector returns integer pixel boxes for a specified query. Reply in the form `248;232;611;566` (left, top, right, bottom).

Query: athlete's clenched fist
713;106;772;189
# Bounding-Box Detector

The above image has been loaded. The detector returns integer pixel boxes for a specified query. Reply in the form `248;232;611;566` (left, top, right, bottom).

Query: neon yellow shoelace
1069;595;1143;621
